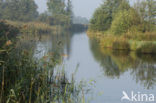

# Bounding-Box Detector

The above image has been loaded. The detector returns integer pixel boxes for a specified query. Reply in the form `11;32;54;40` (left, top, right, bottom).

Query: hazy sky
35;0;135;19
35;0;102;19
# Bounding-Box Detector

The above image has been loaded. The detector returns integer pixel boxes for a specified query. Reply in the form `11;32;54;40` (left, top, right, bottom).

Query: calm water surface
34;31;156;103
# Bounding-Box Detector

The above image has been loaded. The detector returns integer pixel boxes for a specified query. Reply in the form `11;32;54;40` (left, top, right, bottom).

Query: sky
35;0;102;19
35;0;136;19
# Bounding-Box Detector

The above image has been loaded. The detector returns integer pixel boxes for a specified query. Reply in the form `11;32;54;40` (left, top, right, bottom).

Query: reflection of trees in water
20;29;86;61
51;32;72;59
102;56;120;78
37;30;85;60
131;62;156;89
89;39;121;78
89;38;156;89
20;31;74;61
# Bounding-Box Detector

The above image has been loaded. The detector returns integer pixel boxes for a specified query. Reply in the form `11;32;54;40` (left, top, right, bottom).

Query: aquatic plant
0;21;86;103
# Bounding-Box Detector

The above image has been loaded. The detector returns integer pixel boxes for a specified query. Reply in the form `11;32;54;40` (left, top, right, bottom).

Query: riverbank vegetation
88;0;156;53
6;20;62;34
0;0;72;33
0;0;88;35
0;20;87;103
0;0;89;102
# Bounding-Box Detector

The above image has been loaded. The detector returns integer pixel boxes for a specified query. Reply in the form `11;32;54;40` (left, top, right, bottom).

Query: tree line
0;0;73;27
89;0;156;34
0;0;38;21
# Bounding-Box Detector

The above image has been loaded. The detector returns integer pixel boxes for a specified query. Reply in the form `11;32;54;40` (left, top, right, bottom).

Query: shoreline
87;30;156;54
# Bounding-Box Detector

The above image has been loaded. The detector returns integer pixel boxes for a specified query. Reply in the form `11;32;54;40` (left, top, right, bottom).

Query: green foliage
0;20;19;48
49;14;71;26
0;0;38;21
66;0;73;23
90;0;155;34
6;20;61;35
47;0;66;15
111;9;141;35
136;42;156;54
89;0;129;31
46;0;73;28
134;0;156;25
112;40;130;50
134;0;156;32
90;7;112;31
38;12;49;22
0;22;85;103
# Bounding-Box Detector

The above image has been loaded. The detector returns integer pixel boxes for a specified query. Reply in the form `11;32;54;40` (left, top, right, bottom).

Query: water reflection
89;38;156;89
12;31;156;102
0;30;87;103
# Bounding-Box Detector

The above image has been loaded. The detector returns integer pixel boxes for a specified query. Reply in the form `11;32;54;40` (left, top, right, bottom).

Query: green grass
136;42;156;54
0;49;84;103
87;30;156;53
112;40;130;50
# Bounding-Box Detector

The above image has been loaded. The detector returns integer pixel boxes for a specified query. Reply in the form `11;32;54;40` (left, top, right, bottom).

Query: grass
0;39;85;103
136;42;156;54
87;30;156;53
0;49;84;103
0;20;86;103
5;20;63;34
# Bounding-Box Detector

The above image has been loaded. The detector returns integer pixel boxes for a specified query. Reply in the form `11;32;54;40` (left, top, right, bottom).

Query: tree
134;0;156;31
111;9;141;35
66;0;73;25
47;0;66;15
0;0;38;21
18;0;38;21
145;0;156;25
134;0;156;24
47;0;73;27
90;7;112;31
89;0;130;31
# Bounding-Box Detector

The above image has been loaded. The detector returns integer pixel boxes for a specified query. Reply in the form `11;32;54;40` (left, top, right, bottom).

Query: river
34;31;156;103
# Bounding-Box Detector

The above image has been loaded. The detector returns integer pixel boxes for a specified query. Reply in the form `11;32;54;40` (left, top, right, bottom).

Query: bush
112;40;130;50
111;9;141;35
136;42;156;54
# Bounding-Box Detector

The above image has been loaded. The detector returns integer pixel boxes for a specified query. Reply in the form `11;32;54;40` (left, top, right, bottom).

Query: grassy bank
5;20;63;34
87;30;156;53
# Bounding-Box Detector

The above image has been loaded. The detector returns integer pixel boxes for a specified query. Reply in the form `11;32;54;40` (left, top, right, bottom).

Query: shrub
136;42;156;54
112;40;130;50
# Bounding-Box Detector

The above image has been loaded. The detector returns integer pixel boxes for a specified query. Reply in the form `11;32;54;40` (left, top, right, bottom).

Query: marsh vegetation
0;0;156;103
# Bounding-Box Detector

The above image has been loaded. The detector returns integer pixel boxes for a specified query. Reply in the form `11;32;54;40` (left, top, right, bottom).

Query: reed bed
5;20;63;34
0;20;86;103
87;30;156;53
